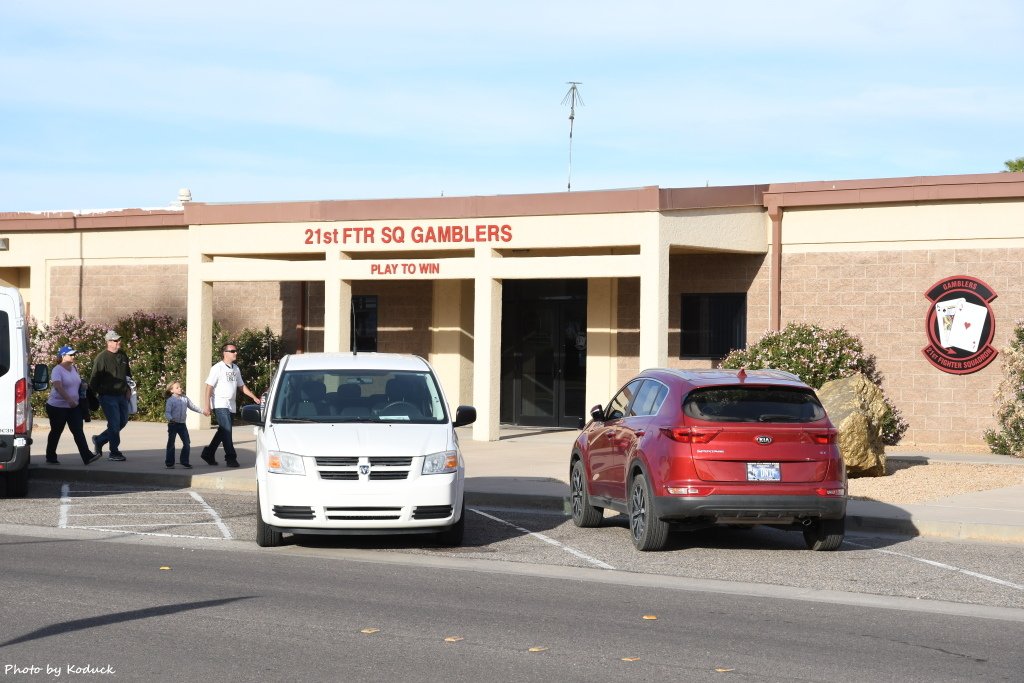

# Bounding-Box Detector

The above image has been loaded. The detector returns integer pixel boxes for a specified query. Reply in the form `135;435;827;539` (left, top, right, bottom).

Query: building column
768;206;782;331
586;277;619;411
323;251;351;352
472;252;501;441
185;251;212;430
639;239;669;370
430;280;471;409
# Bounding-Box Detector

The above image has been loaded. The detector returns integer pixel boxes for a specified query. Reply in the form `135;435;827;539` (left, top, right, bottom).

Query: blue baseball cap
58;345;77;357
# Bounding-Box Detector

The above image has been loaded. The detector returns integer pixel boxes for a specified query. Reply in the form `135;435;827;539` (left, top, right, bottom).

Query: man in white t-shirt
200;342;262;467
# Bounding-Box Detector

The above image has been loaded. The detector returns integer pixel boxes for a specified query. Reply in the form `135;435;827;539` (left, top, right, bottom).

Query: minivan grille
316;456;414;481
272;505;315;520
413;505;453;520
325;506;402;521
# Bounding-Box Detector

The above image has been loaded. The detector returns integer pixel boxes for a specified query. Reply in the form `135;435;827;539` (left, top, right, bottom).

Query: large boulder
816;373;887;477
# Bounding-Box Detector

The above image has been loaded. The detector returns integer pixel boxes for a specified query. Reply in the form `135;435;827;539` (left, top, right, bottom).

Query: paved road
1;524;1022;683
4;479;1023;611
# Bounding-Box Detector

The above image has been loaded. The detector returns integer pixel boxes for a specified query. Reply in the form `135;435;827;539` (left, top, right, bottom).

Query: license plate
747;462;781;481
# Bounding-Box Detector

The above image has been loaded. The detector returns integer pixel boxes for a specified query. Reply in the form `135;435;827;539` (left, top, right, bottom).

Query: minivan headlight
267;450;305;475
422;450;460;475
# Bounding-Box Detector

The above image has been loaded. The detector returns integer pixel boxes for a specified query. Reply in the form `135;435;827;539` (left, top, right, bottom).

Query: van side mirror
453;405;477;428
589;404;605;422
240;404;263;427
31;364;49;392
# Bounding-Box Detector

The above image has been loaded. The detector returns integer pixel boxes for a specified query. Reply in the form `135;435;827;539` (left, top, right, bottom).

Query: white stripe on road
56;483;233;541
845;540;1024;591
190;491;233;540
470;508;615;570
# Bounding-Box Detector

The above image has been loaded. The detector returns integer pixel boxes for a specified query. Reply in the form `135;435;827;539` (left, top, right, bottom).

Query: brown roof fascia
0;209;186;232
660;185;768;210
764;172;1024;210
184;187;671;225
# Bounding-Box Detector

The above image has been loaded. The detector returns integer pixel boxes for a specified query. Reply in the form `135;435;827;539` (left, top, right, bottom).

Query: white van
0;286;49;498
241;352;476;547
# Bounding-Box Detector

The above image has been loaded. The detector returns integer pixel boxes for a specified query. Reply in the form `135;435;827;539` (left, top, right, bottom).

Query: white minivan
0;286;50;498
241;352;476;547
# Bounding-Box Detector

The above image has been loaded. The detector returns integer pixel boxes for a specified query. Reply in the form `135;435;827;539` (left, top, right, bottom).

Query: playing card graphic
948;301;987;353
934;298;965;348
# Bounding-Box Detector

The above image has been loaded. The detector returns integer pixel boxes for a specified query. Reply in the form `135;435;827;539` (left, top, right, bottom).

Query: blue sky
2;1;1022;212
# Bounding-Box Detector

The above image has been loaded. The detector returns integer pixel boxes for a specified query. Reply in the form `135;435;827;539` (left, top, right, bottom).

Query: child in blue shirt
164;380;202;469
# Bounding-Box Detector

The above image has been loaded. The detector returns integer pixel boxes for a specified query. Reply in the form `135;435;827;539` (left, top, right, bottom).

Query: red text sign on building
922;275;998;374
304;224;513;246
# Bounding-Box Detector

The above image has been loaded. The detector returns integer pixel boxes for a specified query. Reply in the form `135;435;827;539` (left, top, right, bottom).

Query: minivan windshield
271;369;448;424
683;386;826;423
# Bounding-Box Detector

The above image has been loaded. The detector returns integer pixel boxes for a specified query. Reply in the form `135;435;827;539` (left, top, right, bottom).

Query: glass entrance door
500;280;586;428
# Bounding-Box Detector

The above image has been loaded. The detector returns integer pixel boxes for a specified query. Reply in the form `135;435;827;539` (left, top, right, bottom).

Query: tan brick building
2;172;1022;447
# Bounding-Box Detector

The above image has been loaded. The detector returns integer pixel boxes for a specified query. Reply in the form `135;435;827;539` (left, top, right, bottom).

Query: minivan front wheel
628;473;669;551
803;516;845;551
436;501;465;547
570;459;602;528
255;490;283;548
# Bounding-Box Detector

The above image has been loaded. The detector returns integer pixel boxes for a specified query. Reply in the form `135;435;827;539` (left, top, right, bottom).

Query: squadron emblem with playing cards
922;275;997;374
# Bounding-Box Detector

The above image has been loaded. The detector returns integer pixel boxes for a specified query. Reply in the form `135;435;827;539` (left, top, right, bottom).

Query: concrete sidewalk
24;419;1024;545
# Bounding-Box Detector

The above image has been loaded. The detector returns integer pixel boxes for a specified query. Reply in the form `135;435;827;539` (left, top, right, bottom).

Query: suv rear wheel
803;516;845;551
628;473;669;551
570;459;602;528
1;469;28;498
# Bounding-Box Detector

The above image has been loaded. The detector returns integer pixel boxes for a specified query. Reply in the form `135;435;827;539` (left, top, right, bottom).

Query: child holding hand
164;380;202;469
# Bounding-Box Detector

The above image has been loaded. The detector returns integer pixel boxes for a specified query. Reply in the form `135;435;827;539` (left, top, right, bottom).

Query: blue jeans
166;422;191;466
97;394;130;456
204;408;237;462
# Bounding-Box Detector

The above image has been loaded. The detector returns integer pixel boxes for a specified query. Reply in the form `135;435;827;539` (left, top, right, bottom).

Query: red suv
570;368;846;551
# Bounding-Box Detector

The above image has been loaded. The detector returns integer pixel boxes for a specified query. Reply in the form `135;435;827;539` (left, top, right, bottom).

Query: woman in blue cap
45;345;101;465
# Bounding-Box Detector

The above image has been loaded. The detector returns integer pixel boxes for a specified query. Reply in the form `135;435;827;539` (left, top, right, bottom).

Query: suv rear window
683;386;825;423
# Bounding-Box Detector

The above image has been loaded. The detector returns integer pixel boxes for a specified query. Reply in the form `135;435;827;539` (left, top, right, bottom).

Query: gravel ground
847;460;1024;504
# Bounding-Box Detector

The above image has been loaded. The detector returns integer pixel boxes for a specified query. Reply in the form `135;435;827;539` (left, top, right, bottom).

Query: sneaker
200;451;217;466
180;463;193;469
91;435;103;459
225;459;240;468
165;463;175;469
45;458;60;465
107;454;127;462
83;453;101;466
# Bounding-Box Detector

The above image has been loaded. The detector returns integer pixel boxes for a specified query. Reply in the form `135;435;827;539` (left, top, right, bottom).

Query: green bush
29;313;284;422
722;323;908;446
984;320;1024;457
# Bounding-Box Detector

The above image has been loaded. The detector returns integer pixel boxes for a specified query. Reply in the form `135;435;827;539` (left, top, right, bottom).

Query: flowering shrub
984;319;1024;458
722;323;908;445
29;313;283;423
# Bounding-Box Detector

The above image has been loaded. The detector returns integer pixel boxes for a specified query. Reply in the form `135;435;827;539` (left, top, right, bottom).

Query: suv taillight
660;426;721;443
810;429;837;445
14;377;28;434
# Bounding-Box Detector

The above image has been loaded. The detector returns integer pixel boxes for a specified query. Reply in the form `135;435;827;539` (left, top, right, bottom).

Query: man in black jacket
90;330;133;461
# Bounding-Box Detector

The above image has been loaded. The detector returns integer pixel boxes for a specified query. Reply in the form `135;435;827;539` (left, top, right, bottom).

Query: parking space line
470;508;615;570
57;483;233;541
845;540;1024;591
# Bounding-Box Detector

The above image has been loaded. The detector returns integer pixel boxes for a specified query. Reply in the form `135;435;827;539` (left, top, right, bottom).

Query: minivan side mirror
589;404;605;422
453;405;477;428
31;364;49;392
240;404;263;427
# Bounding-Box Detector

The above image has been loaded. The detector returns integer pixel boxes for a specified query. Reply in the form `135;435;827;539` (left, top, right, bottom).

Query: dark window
630;380;669;417
606;380;642;420
683;386;825;423
680;293;746;359
352;295;378;352
0;311;9;377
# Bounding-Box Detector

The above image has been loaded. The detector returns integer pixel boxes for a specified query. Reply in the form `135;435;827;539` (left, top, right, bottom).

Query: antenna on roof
561;81;584;192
